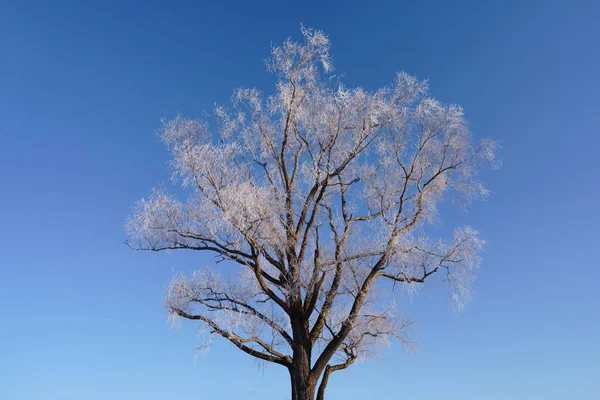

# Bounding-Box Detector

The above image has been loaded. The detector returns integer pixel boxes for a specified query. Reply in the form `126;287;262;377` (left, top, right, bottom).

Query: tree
126;27;498;400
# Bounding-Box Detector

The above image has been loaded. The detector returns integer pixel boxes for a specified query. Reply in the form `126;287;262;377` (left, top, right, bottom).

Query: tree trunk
290;315;316;400
289;365;316;400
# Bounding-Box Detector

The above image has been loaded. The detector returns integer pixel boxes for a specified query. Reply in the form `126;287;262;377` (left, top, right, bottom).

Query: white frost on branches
126;27;497;377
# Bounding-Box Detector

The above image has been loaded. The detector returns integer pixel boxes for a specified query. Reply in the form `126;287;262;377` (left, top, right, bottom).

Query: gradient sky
1;1;599;399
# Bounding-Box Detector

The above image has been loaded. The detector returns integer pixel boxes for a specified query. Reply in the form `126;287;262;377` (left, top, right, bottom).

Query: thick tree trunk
289;315;317;400
289;367;316;400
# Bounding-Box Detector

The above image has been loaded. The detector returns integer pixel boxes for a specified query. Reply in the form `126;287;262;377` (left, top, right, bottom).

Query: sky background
1;1;599;399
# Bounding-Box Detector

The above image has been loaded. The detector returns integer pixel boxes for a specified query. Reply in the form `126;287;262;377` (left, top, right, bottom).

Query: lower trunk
289;314;316;400
290;366;316;400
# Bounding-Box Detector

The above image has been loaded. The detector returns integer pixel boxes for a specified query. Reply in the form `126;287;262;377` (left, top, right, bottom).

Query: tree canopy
126;26;498;400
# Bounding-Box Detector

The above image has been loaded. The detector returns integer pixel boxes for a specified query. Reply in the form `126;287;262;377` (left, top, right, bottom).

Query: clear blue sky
1;1;598;399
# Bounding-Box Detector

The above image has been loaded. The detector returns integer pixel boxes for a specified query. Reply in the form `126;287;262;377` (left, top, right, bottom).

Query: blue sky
1;1;599;399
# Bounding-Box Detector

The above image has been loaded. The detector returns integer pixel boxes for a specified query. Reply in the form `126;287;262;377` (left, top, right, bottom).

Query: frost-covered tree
126;27;498;400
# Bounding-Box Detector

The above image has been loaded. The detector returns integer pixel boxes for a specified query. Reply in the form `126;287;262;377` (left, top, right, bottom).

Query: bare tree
126;27;498;400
